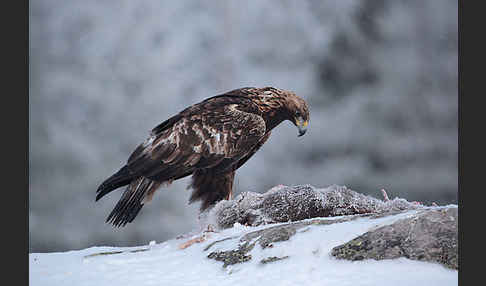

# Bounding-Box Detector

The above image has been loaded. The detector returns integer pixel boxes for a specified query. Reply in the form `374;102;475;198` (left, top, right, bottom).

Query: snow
30;209;457;286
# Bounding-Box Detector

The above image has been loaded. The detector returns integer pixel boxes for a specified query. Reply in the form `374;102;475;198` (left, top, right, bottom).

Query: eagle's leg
188;169;235;211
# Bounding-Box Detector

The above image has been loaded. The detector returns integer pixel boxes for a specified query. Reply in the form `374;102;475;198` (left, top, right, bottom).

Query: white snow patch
30;210;457;286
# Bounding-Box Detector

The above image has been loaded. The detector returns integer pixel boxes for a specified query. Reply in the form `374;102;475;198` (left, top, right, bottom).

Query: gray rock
207;223;301;268
209;184;421;229
206;213;373;268
240;224;298;249
331;207;458;269
260;256;289;264
207;242;255;268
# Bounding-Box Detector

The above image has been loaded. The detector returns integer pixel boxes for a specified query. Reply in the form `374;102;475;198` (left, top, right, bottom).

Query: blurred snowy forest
29;0;457;252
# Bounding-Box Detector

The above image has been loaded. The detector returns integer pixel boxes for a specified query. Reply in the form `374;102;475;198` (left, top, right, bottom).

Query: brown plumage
96;87;310;227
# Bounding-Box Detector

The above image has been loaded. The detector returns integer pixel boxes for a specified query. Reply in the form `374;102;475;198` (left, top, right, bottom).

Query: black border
458;0;462;283
459;0;479;285
6;0;28;285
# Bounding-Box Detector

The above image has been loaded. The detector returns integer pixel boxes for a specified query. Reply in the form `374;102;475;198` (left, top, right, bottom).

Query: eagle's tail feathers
106;177;161;227
96;165;134;201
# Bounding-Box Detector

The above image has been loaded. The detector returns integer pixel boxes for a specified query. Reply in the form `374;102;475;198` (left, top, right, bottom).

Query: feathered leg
188;169;235;211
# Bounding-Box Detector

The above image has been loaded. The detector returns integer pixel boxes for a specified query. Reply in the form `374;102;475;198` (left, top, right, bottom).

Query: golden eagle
96;87;310;227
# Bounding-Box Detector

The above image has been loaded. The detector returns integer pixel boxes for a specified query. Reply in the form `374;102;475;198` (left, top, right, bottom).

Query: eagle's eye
295;111;302;117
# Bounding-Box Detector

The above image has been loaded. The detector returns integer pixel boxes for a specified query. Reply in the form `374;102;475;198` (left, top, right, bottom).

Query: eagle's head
284;92;310;137
255;87;310;137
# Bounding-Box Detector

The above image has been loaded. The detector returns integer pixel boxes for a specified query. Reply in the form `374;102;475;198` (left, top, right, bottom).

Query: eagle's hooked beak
295;117;308;137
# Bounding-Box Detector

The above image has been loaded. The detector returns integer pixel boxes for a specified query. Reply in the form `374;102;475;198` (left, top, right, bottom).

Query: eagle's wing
126;96;266;181
234;131;271;171
188;131;272;211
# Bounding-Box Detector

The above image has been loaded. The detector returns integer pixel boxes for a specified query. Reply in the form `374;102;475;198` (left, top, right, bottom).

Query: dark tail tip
95;184;111;201
105;177;157;227
96;165;133;202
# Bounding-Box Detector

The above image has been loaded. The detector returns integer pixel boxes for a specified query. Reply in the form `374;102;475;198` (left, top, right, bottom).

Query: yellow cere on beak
296;118;308;137
295;118;308;127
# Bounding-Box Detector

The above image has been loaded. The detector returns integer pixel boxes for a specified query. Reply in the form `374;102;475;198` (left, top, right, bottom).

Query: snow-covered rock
29;185;458;286
332;207;458;269
207;184;422;229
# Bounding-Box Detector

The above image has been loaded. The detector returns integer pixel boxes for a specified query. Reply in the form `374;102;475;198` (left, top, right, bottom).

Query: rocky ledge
203;185;457;270
331;207;458;269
